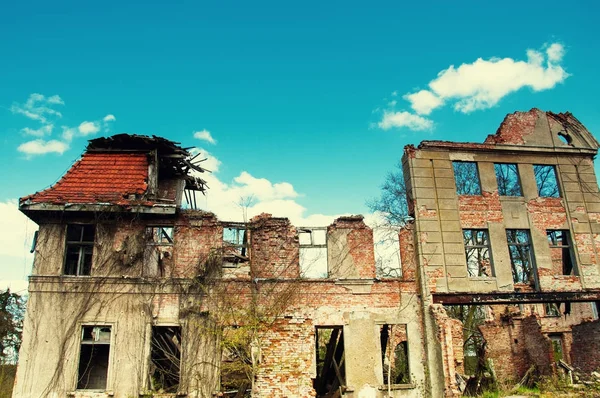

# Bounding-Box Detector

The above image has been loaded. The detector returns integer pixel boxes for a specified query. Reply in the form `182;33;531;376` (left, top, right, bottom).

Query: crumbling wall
571;320;600;373
479;317;530;381
328;216;376;279
430;304;463;397
249;213;300;279
399;225;416;281
173;211;222;277
522;315;554;376
479;314;554;382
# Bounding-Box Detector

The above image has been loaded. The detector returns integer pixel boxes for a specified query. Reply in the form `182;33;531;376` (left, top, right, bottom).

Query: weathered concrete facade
402;109;600;395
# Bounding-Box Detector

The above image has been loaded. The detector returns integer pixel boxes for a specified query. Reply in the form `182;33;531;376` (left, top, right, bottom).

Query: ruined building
12;109;600;398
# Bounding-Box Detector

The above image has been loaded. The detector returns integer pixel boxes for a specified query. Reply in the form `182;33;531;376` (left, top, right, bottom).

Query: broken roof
20;134;208;215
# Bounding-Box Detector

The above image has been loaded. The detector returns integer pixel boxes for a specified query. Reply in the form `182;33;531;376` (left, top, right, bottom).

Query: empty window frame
506;229;536;285
77;325;111;390
149;326;181;393
223;224;249;267
494;163;522;196
314;327;346;397
544;303;561;317
299;228;328;278
380;324;410;385
147;226;174;245
463;229;493;277
452;161;481;195
144;226;174;277
65;224;95;276
547;230;576;276
534;165;560;198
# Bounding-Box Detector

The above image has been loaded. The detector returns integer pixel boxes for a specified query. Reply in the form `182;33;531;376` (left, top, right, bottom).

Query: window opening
149;326;181;393
314;326;346;397
534;165;560;198
375;230;402;278
144;226;174;277
550;335;564;362
557;132;572;145
65;225;95;276
148;226;174;244
77;325;111;390
380;324;410;385
299;228;328;278
547;230;576;276
494;163;522;196
545;303;561;317
452;161;481;195
463;229;493;277
223;224;249;267
506;229;536;285
592;302;599;320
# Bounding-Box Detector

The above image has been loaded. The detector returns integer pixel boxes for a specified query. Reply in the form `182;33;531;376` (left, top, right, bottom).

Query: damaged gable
484;108;600;149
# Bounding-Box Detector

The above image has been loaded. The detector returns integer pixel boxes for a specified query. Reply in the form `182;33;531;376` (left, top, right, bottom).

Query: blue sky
2;0;600;291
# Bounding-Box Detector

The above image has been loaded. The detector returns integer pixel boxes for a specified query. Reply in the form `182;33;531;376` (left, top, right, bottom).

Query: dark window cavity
149;326;181;393
453;161;481;195
506;229;536;285
380;324;410;385
65;225;95;276
547;230;576;276
534;165;560;198
545;303;561;317
223;225;249;267
463;230;493;277
314;326;345;397
299;228;328;278
77;325;111;390
494;163;522;196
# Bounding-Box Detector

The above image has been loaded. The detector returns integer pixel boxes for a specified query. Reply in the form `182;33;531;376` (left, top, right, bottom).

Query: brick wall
327;215;376;279
430;304;463;397
399;225;416;281
572;320;600;373
249;213;300;279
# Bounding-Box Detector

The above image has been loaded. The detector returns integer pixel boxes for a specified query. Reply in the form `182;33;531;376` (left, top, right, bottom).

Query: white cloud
403;42;569;115
10;93;64;124
546;43;565;63
78;121;100;136
46;95;64;105
402;90;444;115
0;200;36;293
103;114;116;122
378;111;433;131
18;139;69;156
189;149;339;225
21;124;53;137
194;129;216;145
391;91;398;97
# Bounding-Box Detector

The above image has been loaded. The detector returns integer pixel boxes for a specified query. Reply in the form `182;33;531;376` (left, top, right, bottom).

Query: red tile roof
21;153;149;205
